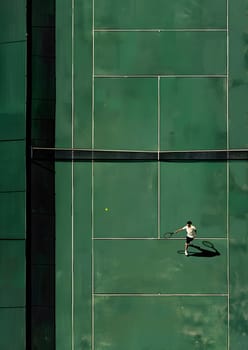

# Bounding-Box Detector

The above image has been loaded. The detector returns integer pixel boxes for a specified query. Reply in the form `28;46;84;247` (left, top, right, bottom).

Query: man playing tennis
174;221;197;256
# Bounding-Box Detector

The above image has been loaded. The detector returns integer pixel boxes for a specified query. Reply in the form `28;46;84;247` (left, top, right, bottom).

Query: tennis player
174;221;197;256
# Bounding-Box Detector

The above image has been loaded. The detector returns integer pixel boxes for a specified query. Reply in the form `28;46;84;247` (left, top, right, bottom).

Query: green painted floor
92;162;229;349
55;0;248;349
94;239;227;294
95;296;227;350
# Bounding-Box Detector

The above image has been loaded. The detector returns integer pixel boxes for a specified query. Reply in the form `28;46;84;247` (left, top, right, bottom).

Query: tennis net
32;147;248;162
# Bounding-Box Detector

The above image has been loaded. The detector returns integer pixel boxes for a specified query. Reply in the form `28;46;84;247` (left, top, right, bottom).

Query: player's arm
174;227;184;234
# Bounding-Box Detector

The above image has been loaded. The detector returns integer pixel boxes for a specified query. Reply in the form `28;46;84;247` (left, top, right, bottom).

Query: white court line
92;1;95;350
94;237;163;240
94;28;227;32
157;76;160;239
93;237;227;240
94;74;227;78
94;293;228;297
32;147;156;152
71;0;75;349
226;0;230;348
32;146;248;152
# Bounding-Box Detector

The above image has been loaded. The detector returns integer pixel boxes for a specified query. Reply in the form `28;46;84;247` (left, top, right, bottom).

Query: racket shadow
177;240;221;258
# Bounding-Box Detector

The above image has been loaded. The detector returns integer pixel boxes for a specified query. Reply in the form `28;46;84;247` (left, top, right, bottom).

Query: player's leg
185;238;189;256
185;237;193;256
185;242;188;255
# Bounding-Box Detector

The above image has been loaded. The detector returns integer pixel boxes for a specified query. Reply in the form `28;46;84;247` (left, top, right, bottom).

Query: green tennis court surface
55;1;248;349
94;239;227;294
95;296;227;350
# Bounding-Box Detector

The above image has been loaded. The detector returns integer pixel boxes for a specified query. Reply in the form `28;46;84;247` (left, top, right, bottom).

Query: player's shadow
177;241;221;258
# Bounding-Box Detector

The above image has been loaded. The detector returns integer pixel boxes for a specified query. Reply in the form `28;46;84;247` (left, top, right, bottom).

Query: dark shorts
186;236;194;244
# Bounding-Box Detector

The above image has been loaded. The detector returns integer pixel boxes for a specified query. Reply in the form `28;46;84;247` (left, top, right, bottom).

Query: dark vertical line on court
226;0;230;348
26;0;32;349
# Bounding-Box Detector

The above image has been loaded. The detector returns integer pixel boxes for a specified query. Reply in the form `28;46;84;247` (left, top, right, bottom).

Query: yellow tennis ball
104;207;109;212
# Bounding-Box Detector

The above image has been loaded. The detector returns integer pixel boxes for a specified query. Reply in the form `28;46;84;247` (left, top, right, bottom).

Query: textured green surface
161;162;227;238
0;308;25;350
227;17;248;350
0;1;26;349
94;162;157;237
160;78;227;150
230;252;248;349
94;78;157;150
0;42;26;140
229;0;248;148
0;1;26;43
56;0;72;148
56;163;92;349
74;164;92;350
0;241;25;306
95;296;227;350
55;0;247;349
74;1;92;148
229;162;248;235
95;239;227;294
56;163;72;350
0;141;25;191
56;0;92;148
0;192;25;238
95;0;226;29
229;161;248;348
230;241;248;350
95;32;226;75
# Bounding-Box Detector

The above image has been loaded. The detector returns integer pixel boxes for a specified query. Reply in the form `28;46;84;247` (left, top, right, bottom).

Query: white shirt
183;225;197;238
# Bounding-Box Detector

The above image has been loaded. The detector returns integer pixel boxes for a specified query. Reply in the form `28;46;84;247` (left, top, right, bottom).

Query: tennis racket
162;231;175;239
